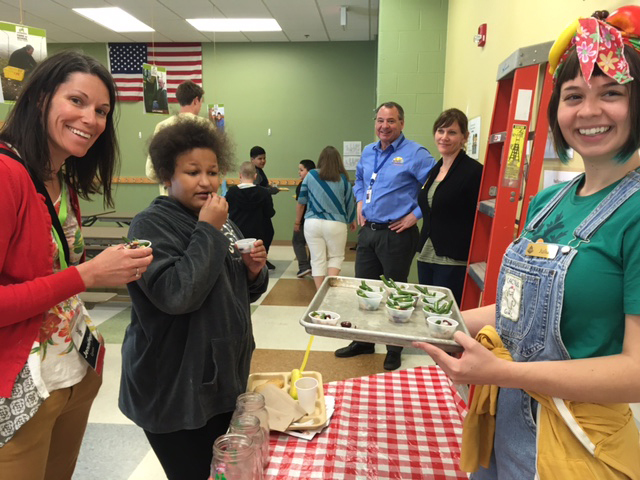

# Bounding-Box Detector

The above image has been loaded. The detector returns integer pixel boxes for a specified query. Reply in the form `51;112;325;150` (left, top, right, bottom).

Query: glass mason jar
229;413;268;473
232;392;269;453
210;433;256;480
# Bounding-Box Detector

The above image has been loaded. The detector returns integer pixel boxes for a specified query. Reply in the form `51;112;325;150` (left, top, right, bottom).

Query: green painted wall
1;41;377;241
377;0;448;282
378;0;447;155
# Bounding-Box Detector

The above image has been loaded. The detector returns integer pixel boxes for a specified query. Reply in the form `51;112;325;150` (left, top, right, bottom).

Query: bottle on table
229;413;268;475
232;392;270;451
210;433;257;480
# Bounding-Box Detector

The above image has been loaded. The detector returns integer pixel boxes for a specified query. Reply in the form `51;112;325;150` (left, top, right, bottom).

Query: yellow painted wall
443;0;628;173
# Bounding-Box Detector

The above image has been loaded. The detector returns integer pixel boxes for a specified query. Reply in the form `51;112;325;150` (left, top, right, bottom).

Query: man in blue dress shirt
335;102;435;370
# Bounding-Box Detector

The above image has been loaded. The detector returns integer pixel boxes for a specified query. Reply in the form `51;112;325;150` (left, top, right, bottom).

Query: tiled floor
73;245;435;480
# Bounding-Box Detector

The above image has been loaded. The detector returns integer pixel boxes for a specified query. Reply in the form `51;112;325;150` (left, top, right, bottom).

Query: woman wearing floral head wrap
414;6;640;478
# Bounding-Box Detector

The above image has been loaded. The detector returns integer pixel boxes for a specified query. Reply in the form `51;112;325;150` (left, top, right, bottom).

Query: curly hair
0;50;120;207
149;119;234;183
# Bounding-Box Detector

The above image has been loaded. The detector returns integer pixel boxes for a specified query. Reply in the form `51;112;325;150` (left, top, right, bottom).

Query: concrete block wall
377;0;448;155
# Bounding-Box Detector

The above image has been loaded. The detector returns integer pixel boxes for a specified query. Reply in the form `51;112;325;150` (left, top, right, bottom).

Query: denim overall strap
572;168;640;243
523;173;585;233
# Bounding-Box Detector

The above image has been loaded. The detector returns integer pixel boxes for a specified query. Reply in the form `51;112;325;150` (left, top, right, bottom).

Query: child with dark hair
293;159;316;277
250;145;279;195
119;119;268;480
250;146;278;269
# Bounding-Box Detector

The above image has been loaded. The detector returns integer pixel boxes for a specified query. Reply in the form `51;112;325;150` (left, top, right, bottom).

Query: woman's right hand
198;193;228;230
75;245;153;288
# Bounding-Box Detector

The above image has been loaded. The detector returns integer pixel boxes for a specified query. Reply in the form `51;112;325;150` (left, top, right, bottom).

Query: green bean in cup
122;237;152;249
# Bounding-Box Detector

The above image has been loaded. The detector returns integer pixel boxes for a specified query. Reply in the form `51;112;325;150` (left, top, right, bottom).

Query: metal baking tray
299;276;469;352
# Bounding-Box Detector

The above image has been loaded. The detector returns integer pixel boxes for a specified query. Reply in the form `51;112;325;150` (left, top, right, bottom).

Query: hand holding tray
300;276;469;352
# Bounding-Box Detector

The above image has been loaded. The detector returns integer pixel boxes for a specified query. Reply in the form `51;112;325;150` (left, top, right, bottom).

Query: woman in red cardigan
0;51;153;479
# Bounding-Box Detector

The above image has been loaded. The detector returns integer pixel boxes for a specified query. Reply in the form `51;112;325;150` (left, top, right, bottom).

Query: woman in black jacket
417;109;482;304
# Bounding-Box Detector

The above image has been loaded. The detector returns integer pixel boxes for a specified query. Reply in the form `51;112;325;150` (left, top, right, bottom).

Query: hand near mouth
198;192;228;229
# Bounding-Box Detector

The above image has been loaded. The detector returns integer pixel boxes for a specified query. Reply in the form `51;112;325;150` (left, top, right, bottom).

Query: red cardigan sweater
0;148;86;397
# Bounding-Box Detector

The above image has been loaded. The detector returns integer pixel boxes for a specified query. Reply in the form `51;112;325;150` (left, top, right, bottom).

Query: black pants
144;411;233;480
354;225;419;353
417;261;466;305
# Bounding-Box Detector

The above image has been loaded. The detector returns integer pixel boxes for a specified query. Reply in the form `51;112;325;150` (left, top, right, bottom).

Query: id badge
525;241;559;259
366;188;372;204
500;273;522;322
72;307;105;374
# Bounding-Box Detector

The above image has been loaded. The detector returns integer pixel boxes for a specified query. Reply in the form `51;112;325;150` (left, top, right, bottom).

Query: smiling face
46;72;110;167
251;154;266;169
165;148;220;213
375;106;404;149
435;121;468;158
557;74;631;163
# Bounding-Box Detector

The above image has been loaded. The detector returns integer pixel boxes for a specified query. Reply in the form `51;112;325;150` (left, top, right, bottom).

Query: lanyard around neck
369;136;404;189
51;183;69;270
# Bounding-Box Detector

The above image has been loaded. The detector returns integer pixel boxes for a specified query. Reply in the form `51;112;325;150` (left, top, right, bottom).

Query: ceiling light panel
73;7;155;32
187;18;282;32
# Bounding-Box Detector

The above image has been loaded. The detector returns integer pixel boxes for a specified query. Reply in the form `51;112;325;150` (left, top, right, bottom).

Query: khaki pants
0;368;102;480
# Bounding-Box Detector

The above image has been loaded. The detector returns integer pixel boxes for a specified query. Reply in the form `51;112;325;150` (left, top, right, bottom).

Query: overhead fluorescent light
73;7;154;32
186;18;282;32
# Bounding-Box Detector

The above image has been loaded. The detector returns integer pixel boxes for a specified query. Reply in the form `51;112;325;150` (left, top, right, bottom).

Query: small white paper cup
235;238;257;253
295;377;318;415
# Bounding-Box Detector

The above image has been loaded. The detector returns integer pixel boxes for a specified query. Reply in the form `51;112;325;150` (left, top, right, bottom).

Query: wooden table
266;366;468;479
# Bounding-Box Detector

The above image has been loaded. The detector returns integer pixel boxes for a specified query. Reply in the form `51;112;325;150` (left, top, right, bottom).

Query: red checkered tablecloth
266;366;469;479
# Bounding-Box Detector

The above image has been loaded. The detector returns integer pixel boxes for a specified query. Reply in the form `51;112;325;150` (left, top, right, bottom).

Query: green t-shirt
523;177;640;359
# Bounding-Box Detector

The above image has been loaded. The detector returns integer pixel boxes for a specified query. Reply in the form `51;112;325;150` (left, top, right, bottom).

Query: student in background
250;146;279;195
226;161;276;254
250;146;278;269
293;159;316;278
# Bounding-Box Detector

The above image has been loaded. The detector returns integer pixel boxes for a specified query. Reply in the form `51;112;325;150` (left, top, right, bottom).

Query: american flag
108;43;202;103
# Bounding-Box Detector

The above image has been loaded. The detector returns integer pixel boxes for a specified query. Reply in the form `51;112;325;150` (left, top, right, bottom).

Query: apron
472;168;640;479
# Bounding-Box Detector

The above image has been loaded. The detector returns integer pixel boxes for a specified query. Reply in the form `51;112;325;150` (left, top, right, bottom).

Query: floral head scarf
549;6;640;85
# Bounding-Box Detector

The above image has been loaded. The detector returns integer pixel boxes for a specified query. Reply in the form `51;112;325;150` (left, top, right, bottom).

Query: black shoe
335;342;375;358
383;351;401;371
266;260;276;270
296;268;312;278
